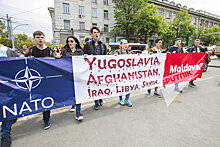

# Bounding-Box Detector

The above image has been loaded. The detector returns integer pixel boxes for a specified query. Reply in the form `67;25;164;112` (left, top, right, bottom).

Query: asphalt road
2;67;220;147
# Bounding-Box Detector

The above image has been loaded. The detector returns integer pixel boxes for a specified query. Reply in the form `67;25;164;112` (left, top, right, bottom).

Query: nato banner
0;53;207;121
0;57;75;121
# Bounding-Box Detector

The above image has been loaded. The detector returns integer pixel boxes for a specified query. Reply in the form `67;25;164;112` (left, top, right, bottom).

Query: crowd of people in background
0;26;214;147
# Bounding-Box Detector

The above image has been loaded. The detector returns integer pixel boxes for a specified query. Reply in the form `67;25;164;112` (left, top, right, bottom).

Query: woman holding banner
117;39;132;107
61;36;84;121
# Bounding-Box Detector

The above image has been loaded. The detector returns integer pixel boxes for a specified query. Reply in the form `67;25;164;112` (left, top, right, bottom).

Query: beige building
48;0;220;45
48;0;115;46
151;0;220;30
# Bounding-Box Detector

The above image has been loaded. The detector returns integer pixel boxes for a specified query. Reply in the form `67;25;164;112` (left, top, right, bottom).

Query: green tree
19;42;35;48
169;7;196;45
112;0;149;41
14;33;32;48
200;25;220;45
0;38;12;48
0;20;8;38
160;24;176;48
137;4;167;43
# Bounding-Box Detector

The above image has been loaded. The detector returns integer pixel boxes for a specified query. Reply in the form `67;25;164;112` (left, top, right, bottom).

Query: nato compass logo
0;58;62;100
0;58;63;119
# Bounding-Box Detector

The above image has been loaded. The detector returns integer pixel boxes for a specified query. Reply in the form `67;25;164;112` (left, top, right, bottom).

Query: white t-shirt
142;50;148;55
0;45;8;57
155;48;161;54
197;47;200;53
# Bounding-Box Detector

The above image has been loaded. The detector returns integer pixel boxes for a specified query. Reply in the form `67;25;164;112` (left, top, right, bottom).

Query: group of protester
0;26;207;147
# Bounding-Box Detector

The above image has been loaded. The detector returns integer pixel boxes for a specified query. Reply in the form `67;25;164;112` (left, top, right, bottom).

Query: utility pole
1;14;28;49
6;14;11;39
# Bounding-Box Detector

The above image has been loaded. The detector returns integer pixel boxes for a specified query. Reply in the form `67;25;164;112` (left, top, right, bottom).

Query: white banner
72;54;167;104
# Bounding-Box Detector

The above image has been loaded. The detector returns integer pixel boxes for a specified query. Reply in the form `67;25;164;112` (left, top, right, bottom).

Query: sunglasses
68;40;74;43
36;37;44;39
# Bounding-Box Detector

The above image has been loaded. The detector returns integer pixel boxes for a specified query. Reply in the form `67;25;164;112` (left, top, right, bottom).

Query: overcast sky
0;0;219;42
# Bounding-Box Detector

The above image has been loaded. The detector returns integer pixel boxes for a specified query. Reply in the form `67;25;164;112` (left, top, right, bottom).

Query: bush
19;42;35;48
0;38;12;48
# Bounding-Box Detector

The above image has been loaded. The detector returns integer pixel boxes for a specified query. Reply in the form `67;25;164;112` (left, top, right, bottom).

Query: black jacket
188;46;205;53
188;46;208;64
83;39;107;55
61;47;84;56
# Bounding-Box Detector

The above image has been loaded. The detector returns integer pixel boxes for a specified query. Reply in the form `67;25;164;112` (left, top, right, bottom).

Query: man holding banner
83;26;107;110
188;39;207;87
147;39;163;98
168;38;183;93
25;31;56;129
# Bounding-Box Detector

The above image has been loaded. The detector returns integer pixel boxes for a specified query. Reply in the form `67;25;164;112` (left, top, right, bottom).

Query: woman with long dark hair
61;36;84;121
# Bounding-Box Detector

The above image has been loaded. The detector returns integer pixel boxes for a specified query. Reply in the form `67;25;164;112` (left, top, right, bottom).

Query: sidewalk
209;56;220;68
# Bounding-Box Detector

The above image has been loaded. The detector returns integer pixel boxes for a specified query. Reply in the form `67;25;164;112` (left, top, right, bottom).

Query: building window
91;0;97;3
158;9;163;15
166;11;170;18
173;12;176;19
92;23;97;26
200;19;203;26
79;22;85;30
92;8;97;17
205;21;209;28
104;10;108;19
79;6;84;15
63;3;70;14
192;17;196;25
103;0;108;5
104;24;109;32
209;22;213;27
64;20;70;30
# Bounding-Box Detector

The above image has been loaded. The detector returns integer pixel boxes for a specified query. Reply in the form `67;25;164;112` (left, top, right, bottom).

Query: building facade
48;0;220;45
48;0;115;46
151;0;220;30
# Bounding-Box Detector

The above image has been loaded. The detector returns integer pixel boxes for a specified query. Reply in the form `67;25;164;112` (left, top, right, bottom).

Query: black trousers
43;110;50;121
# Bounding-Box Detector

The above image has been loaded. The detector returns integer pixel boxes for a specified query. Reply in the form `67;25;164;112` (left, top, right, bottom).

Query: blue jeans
94;99;102;105
72;104;81;113
175;83;179;89
1;120;15;137
119;93;130;101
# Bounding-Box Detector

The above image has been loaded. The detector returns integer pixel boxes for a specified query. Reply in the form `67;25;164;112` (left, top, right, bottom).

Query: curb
208;65;220;68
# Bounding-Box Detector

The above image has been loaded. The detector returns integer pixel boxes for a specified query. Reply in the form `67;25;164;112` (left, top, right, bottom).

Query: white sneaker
76;114;83;121
70;105;75;112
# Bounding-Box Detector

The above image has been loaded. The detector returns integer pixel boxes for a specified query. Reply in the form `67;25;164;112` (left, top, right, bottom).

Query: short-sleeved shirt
32;46;51;57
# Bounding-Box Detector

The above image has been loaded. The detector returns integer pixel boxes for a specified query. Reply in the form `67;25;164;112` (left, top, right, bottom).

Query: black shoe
12;119;17;124
43;121;51;130
99;99;103;106
189;82;196;87
1;136;12;147
174;88;183;93
94;103;99;110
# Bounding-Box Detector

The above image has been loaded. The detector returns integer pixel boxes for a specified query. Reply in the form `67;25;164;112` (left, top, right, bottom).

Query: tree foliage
169;7;196;45
112;0;149;41
0;20;8;38
200;25;220;45
137;4;166;43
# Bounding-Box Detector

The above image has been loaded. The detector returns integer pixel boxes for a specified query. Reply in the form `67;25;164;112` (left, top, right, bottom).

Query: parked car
130;50;142;54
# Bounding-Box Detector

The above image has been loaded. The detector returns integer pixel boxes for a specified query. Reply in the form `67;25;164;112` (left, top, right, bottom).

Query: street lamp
11;24;28;49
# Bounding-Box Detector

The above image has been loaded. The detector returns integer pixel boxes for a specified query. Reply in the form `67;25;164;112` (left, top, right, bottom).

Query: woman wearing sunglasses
61;36;84;121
